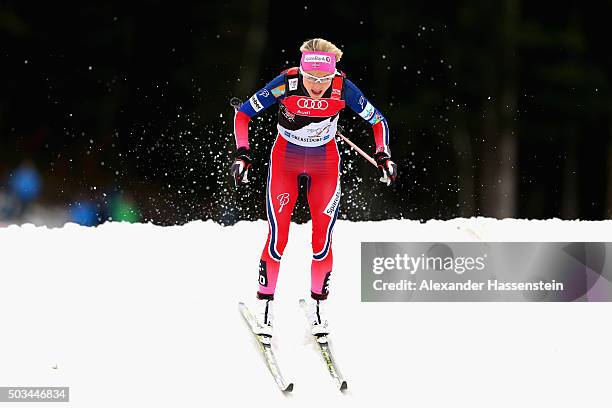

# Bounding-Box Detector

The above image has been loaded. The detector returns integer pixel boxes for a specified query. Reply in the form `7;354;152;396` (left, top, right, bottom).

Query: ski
299;299;348;391
238;302;294;392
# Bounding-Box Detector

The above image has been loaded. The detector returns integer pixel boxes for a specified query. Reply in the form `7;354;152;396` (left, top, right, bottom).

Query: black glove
374;151;397;186
230;147;252;187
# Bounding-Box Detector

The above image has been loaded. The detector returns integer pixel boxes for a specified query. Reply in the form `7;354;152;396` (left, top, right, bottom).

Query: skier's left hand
374;152;397;186
230;147;252;188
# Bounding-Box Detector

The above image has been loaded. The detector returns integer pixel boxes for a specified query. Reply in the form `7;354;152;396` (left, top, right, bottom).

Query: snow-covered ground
1;218;611;407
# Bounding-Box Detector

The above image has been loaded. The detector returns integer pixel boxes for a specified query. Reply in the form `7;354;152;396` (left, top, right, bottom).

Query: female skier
231;38;397;336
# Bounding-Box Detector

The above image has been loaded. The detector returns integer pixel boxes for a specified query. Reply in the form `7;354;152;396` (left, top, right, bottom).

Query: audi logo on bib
281;95;346;118
297;98;329;110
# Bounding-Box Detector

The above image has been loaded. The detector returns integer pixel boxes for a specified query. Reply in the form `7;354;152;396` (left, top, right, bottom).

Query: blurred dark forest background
1;1;611;226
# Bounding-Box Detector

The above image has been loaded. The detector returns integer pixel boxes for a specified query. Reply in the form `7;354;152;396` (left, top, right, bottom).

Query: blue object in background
9;164;42;202
70;201;98;226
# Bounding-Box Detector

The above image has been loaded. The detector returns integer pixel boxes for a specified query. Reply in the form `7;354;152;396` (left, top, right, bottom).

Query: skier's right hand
374;151;398;187
230;146;252;187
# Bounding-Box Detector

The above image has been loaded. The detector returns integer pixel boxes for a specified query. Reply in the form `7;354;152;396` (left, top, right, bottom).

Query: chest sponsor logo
288;78;298;91
281;95;345;118
297;99;329;110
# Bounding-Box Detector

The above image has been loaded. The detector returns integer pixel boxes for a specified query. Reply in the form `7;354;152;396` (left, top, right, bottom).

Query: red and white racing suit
234;67;390;300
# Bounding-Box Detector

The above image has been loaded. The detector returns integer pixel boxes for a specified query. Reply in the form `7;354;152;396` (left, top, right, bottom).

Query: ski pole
337;126;393;185
336;125;377;168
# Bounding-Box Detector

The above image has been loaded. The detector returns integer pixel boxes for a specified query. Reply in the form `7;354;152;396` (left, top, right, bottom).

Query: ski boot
253;296;274;337
303;297;330;337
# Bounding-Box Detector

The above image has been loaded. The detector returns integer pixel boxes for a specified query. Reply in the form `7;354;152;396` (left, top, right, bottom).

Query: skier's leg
258;137;300;298
306;140;341;300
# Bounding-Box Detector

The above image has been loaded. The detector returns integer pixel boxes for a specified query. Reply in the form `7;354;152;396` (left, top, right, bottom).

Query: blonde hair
300;38;343;62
